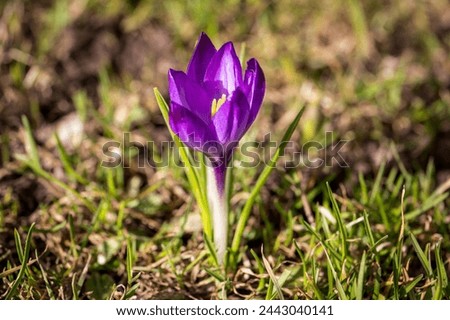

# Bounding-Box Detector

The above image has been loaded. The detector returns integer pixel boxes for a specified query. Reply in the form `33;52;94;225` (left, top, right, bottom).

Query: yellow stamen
211;94;227;115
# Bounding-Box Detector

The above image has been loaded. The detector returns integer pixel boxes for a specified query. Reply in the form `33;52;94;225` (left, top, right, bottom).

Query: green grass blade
269;269;291;300
409;233;433;277
369;162;385;204
14;229;24;263
126;238;134;285
204;268;225;282
434;242;447;299
153;88;212;238
106;168;117;198
326;182;348;259
363;210;375;247
203;233;219;266
358;171;368;205
231;106;306;263
392;252;400;299
73;90;88;122
35;250;55;299
404;274;423;294
5;223;35;299
347;0;370;57
55;133;88;185
356;251;366;300
293;241;308;288
405;192;448;220
322;245;348;300
250;249;266;292
265;279;274;300
16;137;96;213
302;219;342;263
261;249;284;300
21;116;41;170
68;214;78;258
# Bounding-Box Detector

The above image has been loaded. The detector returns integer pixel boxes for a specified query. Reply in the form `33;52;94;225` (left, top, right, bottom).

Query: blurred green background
0;0;449;299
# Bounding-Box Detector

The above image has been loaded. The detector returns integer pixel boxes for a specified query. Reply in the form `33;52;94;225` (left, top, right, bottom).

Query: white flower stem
206;162;228;264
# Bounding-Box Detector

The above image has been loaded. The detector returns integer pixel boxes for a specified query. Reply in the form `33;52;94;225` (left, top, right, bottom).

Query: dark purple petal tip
186;33;217;83
204;41;243;96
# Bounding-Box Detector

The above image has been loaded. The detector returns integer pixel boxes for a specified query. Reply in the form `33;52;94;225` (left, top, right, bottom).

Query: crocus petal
187;32;217;83
212;89;250;145
168;69;212;123
169;102;216;151
242;58;265;128
204;42;243;97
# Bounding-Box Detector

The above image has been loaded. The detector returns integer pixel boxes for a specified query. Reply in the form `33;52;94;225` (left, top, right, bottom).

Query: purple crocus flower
168;32;265;262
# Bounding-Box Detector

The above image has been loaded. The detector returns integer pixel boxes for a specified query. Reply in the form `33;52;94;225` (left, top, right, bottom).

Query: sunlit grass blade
14;228;33;280
73;254;91;300
17;118;96;213
363;210;375;247
310;260;325;299
21;116;41;170
204;233;219;267
5;223;35;299
369;162;385;205
358;172;368;205
326;182;348;260
302;219;342;263
153;88;212;239
322;244;348;300
268;269;291;300
356;251;366;300
293;241;307;286
126;238;135;285
184;251;208;274
36;249;55;299
404;274;423;294
68;215;78;258
434;242;447;300
230;106;306;265
250;249;267;292
261;248;284;300
55;133;88;185
405;192;448;220
14;229;24;263
294;240;324;299
392;252;400;299
347;0;370;57
73;90;89;122
375;194;390;231
409;233;433;277
204;268;225;282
